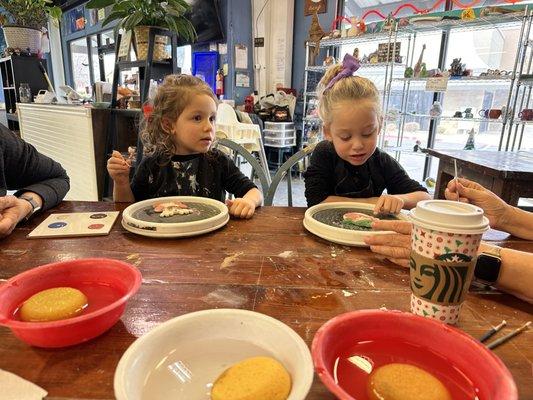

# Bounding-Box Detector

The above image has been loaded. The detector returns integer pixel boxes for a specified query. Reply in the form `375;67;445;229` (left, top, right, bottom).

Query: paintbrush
453;159;459;201
479;320;507;343
486;321;531;350
108;151;132;167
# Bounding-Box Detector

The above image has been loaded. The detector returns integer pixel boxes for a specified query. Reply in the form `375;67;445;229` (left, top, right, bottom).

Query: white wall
48;21;67;94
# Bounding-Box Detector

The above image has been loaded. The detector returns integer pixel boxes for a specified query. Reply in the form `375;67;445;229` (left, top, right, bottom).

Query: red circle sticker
88;224;105;230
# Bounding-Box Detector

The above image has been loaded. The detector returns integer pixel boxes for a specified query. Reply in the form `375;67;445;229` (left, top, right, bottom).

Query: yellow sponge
368;363;452;400
211;356;291;400
20;287;88;322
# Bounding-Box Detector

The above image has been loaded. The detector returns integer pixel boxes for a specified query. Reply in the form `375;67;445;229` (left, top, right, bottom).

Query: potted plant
0;0;61;54
86;0;196;61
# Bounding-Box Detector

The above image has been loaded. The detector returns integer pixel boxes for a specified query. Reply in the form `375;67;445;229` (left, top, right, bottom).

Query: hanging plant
0;0;62;30
85;0;196;43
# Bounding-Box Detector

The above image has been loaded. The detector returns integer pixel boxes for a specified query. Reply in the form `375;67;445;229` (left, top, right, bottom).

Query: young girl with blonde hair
107;74;262;219
304;54;430;213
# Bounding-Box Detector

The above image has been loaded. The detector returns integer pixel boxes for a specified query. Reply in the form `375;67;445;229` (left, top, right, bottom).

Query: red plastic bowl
0;258;141;348
312;309;517;400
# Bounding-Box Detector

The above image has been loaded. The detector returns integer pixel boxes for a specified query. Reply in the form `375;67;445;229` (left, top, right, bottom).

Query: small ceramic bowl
312;309;517;400
0;258;141;348
114;309;314;400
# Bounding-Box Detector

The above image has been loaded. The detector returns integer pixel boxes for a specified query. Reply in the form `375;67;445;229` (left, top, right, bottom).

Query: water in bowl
141;338;275;400
334;338;480;400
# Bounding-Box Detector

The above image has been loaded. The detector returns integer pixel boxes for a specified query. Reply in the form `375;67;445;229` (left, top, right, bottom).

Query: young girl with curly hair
107;74;262;219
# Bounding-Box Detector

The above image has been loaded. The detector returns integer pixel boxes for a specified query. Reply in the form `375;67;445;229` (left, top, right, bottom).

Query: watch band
19;195;41;220
482;245;502;259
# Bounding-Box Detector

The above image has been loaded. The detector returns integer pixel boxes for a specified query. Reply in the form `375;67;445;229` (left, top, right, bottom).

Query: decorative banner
409;251;475;306
305;0;327;16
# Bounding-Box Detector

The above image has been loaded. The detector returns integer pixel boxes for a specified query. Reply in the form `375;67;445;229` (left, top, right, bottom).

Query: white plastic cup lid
408;200;489;234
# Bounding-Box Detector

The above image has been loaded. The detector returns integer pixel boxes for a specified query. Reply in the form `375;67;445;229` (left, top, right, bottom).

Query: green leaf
86;0;115;9
101;10;128;28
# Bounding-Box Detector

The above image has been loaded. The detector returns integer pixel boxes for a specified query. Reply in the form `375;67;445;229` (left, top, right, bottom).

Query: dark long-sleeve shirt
0;125;70;210
304;140;427;207
131;149;257;202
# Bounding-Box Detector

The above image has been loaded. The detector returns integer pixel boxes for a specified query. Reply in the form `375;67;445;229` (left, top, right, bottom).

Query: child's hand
226;198;256;219
107;150;131;185
373;194;404;215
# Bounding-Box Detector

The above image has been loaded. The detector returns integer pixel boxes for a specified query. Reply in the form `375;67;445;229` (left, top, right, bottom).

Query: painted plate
121;196;229;238
303;202;407;247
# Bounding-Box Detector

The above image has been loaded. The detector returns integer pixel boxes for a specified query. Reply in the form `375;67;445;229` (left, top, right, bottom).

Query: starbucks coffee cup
408;200;489;324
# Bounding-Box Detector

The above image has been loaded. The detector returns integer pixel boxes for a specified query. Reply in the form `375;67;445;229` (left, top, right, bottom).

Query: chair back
214;138;270;196
264;143;317;206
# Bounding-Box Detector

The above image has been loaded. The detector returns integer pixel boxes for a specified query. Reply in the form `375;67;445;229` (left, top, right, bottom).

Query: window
70;38;91;94
177;45;192;75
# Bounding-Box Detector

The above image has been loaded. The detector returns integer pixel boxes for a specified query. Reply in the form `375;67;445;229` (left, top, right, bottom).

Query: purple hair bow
325;53;360;91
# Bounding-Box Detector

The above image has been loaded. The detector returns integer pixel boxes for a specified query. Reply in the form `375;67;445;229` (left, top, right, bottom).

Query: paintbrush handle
479;328;497;343
486;322;531;350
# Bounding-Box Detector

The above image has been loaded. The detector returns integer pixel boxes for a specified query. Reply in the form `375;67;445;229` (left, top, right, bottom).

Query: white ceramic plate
303;202;408;247
114;309;314;400
121;196;229;238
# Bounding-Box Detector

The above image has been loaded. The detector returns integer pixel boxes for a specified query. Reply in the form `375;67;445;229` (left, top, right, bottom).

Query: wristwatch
19;195;42;221
474;246;502;285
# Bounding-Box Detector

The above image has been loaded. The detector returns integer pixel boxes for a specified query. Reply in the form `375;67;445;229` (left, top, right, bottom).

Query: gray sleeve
1;126;70;210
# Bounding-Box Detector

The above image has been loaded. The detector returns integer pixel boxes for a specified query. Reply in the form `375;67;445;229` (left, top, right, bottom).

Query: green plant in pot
0;0;61;54
86;0;196;61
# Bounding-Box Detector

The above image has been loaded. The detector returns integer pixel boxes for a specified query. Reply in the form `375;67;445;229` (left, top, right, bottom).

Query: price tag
425;77;448;92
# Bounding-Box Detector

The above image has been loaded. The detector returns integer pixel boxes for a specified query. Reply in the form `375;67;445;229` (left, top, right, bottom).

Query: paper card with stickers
27;212;120;239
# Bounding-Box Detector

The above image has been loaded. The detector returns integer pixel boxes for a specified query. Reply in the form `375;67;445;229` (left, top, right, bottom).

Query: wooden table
1;202;532;399
427;149;533;206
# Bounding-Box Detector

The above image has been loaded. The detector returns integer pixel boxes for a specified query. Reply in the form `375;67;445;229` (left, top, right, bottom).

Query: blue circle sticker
48;222;67;229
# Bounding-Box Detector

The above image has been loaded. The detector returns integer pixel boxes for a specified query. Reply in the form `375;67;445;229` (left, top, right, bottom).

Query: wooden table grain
0;202;532;400
427;149;533;206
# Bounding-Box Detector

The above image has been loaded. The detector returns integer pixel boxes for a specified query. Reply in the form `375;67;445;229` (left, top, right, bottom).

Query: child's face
169;94;217;155
323;99;381;166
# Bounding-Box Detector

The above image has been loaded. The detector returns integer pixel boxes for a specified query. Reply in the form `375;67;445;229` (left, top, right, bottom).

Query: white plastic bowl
114;309;314;400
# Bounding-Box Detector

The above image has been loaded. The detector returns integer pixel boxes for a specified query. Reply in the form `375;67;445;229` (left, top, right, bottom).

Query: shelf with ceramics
393;76;513;84
315;7;525;51
398;113;506;124
306;62;404;73
402;10;524;34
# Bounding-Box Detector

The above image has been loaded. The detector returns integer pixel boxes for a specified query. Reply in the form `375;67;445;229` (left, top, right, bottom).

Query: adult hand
107;150;131;186
373;194;404;215
226;197;256;219
445;178;510;230
0;196;32;238
364;219;413;268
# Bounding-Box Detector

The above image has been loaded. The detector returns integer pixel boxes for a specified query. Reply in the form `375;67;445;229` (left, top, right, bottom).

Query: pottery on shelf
464;108;474;119
449;58;466;77
429;101;442;117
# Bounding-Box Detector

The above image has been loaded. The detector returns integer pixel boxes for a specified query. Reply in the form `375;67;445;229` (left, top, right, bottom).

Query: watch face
474;254;502;284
